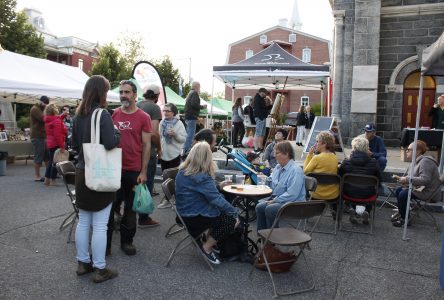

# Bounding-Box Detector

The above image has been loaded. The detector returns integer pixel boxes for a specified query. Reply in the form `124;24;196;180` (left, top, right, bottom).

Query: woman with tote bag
71;75;121;283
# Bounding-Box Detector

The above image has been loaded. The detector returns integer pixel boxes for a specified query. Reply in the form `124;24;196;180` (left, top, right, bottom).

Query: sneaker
138;218;160;228
349;208;358;224
390;212;401;222
392;218;412;227
362;211;370;225
92;268;118;283
152;187;160;196
157;199;172;209
121;243;137;256
200;246;221;265
76;261;93;276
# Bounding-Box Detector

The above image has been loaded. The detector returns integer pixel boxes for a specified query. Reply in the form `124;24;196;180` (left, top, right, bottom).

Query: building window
78;59;84;70
301;96;309;107
302;48;311;63
245;49;253;59
289;33;296;43
243;96;252;106
259;34;267;44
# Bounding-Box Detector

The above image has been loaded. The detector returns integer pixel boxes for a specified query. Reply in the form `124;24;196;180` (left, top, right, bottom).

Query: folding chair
304;176;318;201
410;184;443;232
161;167;185;238
163;179;214;271
306;172;341;235
55;161;79;243
339;174;379;234
251;201;327;298
378;182;399;209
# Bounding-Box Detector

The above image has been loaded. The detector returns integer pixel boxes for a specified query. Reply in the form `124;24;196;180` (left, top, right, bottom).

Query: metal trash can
0;151;8;176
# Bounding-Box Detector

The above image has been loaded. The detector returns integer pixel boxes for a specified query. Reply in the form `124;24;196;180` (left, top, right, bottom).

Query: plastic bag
132;184;154;214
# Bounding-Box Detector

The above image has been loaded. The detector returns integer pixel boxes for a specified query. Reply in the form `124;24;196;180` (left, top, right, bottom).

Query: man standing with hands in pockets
107;80;152;256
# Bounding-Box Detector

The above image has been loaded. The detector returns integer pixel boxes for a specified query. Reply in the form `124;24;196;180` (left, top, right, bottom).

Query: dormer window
245;49;253;59
259;34;267;45
302;48;311;63
289;33;296;43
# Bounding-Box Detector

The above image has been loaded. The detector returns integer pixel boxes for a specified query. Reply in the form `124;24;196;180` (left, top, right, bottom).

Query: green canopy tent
208;97;232;118
164;86;185;111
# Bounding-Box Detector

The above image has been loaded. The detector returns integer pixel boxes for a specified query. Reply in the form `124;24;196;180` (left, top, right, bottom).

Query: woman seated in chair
255;141;306;231
303;131;339;213
392;140;442;227
175;142;239;265
339;136;381;225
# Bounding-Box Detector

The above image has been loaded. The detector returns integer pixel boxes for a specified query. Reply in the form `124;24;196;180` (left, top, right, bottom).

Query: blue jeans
183;119;197;154
139;155;157;221
395;187;416;219
256;200;284;231
45;147;59;179
376;156;387;172
76;203;112;269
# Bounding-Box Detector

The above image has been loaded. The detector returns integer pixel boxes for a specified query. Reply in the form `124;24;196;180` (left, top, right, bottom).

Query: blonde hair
44;103;58;116
351;136;369;153
316;131;335;152
179;142;216;177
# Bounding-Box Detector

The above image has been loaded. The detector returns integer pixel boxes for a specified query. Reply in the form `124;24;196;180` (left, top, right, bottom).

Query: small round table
223;184;272;255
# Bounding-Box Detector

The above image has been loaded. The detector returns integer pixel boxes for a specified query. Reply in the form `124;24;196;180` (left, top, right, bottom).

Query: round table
223;184;272;255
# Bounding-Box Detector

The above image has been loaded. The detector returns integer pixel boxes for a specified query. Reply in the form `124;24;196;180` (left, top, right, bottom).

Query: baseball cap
364;123;376;132
143;83;160;95
39;95;49;104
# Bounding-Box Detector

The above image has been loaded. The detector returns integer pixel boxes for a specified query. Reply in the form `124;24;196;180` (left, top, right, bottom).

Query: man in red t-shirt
108;80;152;256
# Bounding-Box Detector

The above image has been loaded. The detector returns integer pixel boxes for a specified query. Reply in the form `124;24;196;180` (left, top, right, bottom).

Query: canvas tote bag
83;108;122;192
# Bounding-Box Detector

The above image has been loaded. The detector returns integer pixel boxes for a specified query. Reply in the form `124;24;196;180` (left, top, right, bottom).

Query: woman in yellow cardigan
303;131;339;200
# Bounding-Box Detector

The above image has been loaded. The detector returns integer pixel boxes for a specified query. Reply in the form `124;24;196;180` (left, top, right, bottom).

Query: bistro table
223;184;272;255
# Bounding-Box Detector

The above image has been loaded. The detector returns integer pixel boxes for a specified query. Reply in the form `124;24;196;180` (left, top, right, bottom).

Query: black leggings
182;214;236;241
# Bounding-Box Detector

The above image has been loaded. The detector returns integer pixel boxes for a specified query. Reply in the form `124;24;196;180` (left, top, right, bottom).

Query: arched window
404;71;435;89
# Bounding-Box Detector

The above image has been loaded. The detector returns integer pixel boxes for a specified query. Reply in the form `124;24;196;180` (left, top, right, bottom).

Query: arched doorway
402;71;436;128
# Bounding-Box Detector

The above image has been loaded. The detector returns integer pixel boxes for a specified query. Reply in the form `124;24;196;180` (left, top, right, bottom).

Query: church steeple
288;0;303;31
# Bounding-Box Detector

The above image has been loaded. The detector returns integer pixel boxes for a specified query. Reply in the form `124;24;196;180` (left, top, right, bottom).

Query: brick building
331;0;444;146
223;23;331;113
24;8;98;74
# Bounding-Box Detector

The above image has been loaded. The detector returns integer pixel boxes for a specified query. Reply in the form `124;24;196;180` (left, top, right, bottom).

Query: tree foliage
90;43;130;88
0;0;46;58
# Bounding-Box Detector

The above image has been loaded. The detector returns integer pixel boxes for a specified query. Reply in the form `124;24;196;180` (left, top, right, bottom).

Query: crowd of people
28;78;444;282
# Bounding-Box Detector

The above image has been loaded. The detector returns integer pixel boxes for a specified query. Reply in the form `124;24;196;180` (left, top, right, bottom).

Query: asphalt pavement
0;153;443;299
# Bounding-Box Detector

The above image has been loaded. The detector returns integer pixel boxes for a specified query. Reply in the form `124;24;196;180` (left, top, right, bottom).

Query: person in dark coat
339;136;381;225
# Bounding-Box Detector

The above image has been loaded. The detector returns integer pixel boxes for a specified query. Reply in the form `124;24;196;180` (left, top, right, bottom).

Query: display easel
264;93;285;148
302;117;346;160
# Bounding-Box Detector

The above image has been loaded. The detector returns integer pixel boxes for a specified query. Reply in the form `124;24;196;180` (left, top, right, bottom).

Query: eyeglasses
406;148;413;153
162;110;172;112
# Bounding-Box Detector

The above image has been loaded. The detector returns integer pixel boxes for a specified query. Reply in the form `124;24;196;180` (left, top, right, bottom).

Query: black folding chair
163;179;214;270
306;172;341;235
339;174;379;235
161;167;185;238
55;161;79;243
410;184;443;232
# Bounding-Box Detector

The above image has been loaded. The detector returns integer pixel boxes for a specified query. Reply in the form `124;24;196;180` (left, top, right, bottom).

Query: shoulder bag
83;108;122;192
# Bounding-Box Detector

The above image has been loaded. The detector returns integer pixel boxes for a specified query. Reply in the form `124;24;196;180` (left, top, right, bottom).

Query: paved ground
1;155;444;299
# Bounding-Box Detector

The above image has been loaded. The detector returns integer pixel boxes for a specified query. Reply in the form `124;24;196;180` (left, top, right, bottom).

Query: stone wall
378;7;444;146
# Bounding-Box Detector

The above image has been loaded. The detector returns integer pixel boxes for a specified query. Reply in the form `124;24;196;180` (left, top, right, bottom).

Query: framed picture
0;132;7;141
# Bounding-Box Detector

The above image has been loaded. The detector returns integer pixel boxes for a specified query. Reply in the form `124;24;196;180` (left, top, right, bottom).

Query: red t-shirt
112;108;152;172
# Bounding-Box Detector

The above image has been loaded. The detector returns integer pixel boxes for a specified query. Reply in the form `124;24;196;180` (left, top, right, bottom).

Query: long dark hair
233;97;242;109
76;75;110;117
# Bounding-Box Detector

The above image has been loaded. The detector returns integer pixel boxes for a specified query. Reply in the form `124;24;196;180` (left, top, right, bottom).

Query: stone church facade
331;0;444;146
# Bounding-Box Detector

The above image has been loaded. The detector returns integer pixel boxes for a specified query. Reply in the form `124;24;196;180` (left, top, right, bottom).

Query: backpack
217;228;247;260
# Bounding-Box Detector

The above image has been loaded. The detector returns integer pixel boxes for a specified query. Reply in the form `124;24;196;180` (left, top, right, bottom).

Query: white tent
403;30;444;239
0;50;119;105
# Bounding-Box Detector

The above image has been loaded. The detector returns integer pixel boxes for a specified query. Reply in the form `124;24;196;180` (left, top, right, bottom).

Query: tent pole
402;75;424;241
320;81;324;117
210;76;215;128
440;131;444;174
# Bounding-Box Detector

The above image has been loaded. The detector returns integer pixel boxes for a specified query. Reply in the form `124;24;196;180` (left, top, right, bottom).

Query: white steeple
288;0;303;31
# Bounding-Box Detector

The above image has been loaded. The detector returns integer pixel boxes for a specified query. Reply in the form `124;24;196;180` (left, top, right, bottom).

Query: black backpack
217;228;247;259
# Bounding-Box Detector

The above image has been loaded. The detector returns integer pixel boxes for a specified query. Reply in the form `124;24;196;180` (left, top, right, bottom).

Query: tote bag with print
83;108;122;192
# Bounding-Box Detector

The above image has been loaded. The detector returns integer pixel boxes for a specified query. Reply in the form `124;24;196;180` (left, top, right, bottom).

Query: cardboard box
400;149;438;162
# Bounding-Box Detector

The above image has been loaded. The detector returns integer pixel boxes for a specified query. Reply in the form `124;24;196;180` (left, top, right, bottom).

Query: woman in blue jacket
175;142;239;265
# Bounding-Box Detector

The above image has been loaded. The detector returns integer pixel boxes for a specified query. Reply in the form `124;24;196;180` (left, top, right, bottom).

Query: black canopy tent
403;30;444;239
213;42;330;92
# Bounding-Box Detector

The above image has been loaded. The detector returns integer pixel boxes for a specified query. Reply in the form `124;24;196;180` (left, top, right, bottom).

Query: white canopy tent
403;30;444;239
0;50;119;105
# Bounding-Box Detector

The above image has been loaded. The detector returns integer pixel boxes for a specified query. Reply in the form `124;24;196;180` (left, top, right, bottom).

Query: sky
16;0;333;96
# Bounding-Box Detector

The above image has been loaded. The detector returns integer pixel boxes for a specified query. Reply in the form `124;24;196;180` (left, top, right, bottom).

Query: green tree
90;43;128;87
0;0;46;57
153;56;181;93
200;91;211;101
117;32;147;72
